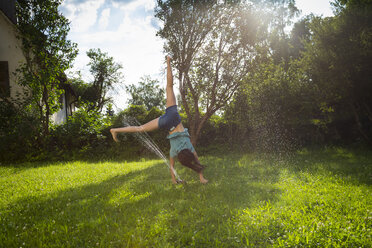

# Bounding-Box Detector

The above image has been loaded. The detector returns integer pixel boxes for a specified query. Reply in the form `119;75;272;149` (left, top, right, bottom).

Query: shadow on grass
1;155;282;247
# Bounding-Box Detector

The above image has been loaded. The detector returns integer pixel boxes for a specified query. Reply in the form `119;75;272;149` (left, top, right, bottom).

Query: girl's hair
177;149;204;173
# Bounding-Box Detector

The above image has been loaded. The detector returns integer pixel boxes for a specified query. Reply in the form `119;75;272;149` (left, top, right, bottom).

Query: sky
59;0;335;111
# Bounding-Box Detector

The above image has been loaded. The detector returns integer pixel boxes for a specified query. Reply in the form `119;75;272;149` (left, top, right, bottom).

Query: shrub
0;98;42;162
50;104;111;159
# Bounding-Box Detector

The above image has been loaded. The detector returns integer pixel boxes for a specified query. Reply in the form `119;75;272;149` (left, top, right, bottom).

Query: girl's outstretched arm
169;156;177;184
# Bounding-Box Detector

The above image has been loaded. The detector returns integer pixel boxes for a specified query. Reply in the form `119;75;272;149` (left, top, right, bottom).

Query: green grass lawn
0;147;371;247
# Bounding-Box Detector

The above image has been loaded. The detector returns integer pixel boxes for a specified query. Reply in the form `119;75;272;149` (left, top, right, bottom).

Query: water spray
123;117;182;182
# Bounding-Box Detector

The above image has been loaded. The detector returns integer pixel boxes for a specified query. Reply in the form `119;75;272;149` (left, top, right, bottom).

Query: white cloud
118;0;155;12
98;8;111;29
62;0;165;110
296;0;333;17
62;0;105;33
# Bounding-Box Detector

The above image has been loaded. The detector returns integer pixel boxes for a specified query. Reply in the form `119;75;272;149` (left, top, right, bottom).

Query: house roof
59;73;77;98
0;0;17;25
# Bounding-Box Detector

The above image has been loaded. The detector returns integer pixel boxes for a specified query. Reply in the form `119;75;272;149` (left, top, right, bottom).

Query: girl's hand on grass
172;179;185;184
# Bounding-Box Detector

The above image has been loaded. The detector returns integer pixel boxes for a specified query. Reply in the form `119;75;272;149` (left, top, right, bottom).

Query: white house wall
51;94;67;125
0;10;26;99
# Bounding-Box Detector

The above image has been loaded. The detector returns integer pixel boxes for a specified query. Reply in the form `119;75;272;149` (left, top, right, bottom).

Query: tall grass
0;148;371;247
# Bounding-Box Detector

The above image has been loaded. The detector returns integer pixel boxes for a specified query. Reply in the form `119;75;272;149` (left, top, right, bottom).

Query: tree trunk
37;103;43;145
190;125;198;146
45;103;50;136
351;103;370;143
363;101;372;123
190;111;213;146
42;84;50;136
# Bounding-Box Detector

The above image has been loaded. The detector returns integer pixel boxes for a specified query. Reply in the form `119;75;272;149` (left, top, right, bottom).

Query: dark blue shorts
158;105;181;131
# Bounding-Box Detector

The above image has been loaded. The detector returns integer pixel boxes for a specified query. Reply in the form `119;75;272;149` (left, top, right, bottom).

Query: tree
302;0;372;142
126;75;165;110
16;0;78;136
156;0;299;145
265;0;299;66
221;5;321;150
69;49;123;112
156;0;258;144
288;17;312;59
84;48;123;112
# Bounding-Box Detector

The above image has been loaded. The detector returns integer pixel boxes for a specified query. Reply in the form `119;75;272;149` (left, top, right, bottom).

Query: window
0;61;10;97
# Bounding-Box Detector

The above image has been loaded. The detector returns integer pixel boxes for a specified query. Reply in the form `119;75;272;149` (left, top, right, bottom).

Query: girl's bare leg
166;56;177;108
110;118;159;142
110;57;174;142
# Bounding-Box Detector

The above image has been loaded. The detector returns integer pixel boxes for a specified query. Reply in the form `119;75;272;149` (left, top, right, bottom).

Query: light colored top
167;128;195;158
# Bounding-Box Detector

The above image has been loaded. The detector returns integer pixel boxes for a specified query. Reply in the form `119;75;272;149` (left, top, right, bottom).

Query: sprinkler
176;179;186;184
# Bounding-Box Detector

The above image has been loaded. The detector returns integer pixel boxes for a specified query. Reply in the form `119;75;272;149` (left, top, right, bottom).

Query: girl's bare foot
200;178;208;184
110;129;118;142
199;173;208;184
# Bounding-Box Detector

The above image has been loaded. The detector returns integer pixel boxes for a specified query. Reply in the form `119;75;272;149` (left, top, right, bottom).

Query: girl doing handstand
110;56;208;184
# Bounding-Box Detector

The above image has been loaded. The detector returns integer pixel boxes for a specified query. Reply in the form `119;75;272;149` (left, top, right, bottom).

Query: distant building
0;0;75;124
51;79;78;125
